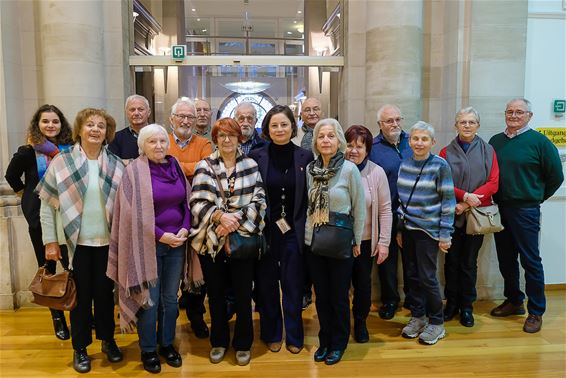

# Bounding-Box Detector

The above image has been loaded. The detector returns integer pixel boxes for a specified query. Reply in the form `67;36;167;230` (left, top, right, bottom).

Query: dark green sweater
489;129;563;207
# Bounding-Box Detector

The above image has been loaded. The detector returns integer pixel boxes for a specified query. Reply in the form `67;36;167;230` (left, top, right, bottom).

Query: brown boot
490;300;525;317
523;314;542;333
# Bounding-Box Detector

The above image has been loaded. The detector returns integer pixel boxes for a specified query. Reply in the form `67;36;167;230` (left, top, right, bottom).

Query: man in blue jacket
369;104;413;319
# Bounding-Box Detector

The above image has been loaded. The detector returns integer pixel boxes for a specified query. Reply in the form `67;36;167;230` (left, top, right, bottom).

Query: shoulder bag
465;203;504;235
310;211;354;259
29;261;77;311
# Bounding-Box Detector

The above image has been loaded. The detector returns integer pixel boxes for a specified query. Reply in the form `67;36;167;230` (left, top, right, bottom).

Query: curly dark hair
72;108;117;145
26;104;73;145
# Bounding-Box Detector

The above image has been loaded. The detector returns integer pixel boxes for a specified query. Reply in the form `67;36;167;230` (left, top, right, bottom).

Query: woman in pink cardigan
345;125;393;343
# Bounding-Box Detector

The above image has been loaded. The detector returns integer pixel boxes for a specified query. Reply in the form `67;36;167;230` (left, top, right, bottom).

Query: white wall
525;0;566;283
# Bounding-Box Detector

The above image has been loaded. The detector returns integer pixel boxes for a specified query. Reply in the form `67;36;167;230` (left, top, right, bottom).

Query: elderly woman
248;105;314;354
305;118;365;365
5;104;73;340
397;121;455;346
107;124;202;373
190;118;266;366
344;125;392;343
439;107;499;327
37;108;125;373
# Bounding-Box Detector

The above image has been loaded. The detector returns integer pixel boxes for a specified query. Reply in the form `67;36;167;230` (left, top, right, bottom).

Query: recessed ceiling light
287;31;292;35
293;20;297;24
297;10;302;14
197;18;201;21
202;29;207;32
191;8;196;12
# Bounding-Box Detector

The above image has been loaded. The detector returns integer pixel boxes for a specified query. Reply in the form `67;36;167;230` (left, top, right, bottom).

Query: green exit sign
554;99;565;114
171;45;186;61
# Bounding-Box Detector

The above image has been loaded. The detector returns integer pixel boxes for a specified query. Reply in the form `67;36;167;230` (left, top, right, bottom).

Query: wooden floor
1;290;565;377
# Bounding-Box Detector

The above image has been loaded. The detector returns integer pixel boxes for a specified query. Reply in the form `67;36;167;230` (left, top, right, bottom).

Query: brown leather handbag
28;262;77;311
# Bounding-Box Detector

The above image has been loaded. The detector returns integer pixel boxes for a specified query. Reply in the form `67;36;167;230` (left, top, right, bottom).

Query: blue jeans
494;206;545;315
137;242;185;352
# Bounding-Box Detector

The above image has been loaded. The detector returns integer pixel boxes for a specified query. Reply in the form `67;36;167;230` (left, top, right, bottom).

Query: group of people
5;95;563;373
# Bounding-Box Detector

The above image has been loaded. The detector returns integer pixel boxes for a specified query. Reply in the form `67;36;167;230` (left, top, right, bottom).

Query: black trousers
444;227;484;311
71;245;115;350
199;252;255;351
376;215;406;305
183;287;207;321
352;240;373;320
29;225;69;273
307;249;354;351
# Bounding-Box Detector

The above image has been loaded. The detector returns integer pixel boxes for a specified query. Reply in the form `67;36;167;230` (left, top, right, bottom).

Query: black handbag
226;231;266;260
310;212;354;259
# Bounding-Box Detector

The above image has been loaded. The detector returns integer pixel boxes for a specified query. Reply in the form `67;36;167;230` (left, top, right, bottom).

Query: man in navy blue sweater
109;94;151;160
368;104;413;319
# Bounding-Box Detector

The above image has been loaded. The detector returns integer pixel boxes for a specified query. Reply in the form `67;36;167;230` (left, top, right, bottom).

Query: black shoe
325;350;344;365
302;293;313;310
50;309;70;340
101;339;123;362
190;317;210;339
158;345;182;367
313;347;328;362
73;349;91;373
141;351;161;374
378;302;398;320
443;303;459;321
460;310;475;327
354;319;369;343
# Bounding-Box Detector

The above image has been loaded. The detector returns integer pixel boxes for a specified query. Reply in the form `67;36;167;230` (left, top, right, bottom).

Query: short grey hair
137;123;170;155
171;97;196;115
506;98;532;112
455;106;480;124
376;104;402;124
125;94;150;111
234;102;257;118
312;118;347;156
409;121;435;139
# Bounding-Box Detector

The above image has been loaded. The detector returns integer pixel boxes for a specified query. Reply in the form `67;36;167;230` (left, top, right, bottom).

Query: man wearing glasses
194;98;213;140
298;97;323;151
234;102;265;155
368;104;413;320
489;98;563;333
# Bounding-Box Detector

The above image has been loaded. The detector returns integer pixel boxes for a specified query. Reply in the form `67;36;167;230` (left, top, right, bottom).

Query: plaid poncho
36;143;125;254
189;149;267;259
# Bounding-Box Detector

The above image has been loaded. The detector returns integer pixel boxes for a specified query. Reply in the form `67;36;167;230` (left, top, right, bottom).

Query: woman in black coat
248;105;314;354
5;104;73;340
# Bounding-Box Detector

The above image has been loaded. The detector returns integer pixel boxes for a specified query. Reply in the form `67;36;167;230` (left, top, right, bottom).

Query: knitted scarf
307;152;345;226
33;140;70;179
35;143;124;253
107;155;204;332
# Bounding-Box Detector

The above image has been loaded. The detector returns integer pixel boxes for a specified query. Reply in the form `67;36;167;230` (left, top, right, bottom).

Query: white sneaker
236;350;251;366
401;316;428;339
209;347;226;364
418;324;446;345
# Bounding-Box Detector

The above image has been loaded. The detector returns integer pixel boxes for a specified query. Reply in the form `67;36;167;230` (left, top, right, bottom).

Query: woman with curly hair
5;104;73;340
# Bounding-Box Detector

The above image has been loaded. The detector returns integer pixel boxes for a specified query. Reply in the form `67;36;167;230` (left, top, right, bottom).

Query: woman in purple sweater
108;124;203;374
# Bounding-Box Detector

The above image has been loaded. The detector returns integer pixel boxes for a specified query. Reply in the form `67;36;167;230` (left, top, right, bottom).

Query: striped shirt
397;155;455;242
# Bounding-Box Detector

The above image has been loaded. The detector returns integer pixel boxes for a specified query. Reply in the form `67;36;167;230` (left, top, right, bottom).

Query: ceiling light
223;81;271;94
297;10;302;14
287;31;292;35
191;8;196;12
293;20;297;24
202;29;207;32
197;18;201;21
297;27;303;33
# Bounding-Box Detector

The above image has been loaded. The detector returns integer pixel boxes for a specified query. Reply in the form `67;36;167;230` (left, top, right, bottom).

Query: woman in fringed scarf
189;118;266;366
439;107;499;327
305;118;366;366
5;104;73;340
107;124;203;374
36;108;125;374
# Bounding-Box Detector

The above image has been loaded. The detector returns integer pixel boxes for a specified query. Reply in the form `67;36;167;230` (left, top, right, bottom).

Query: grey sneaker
209;347;226;364
236;350;251;366
402;316;428;339
418;324;446;345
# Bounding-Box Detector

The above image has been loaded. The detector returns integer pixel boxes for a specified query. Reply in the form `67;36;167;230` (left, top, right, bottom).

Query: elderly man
234;102;265;155
489;98;563;333
297;97;322;151
167;97;213;339
368;104;413;320
109;94;151;159
194;98;213;140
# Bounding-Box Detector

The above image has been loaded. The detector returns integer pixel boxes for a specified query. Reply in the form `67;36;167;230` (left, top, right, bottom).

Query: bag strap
42;261;71;272
400;155;432;216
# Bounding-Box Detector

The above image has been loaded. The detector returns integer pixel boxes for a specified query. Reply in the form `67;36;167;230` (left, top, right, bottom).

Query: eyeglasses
217;133;238;140
380;117;404;126
457;120;478;126
173;113;196;121
505;110;529;117
236;115;255;123
303;107;321;114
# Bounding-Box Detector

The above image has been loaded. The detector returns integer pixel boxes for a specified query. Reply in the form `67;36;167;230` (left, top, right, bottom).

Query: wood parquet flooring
1;290;565;377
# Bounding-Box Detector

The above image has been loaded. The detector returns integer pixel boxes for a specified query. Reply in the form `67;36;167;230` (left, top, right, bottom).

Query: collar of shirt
128;126;139;138
174;133;192;148
504;124;531;139
194;127;210;137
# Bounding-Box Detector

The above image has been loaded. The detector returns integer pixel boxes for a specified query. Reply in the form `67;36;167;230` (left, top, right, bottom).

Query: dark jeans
444;226;484;311
403;229;443;325
376;215;403;305
352;240;373;320
71;245;115;350
199;251;255;351
306;248;354;351
137;243;185;352
257;231;304;347
494;206;545;316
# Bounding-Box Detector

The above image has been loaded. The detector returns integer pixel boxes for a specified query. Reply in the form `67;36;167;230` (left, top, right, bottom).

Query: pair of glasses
505;110;528;117
173;113;196;121
303;107;321;114
380;117;404;126
218;133;237;140
236;115;255;123
457;120;478;126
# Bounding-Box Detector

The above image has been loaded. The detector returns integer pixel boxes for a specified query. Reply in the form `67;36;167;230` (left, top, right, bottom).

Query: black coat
248;143;314;253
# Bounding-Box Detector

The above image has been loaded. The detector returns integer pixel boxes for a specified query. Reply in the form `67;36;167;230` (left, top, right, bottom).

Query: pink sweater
361;160;392;251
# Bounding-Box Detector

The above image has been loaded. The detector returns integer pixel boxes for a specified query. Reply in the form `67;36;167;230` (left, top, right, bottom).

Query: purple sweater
149;156;190;240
